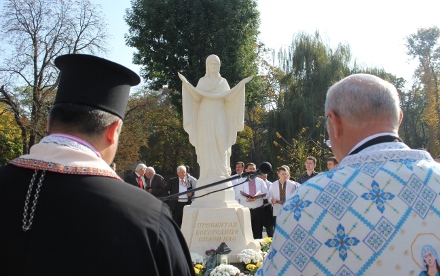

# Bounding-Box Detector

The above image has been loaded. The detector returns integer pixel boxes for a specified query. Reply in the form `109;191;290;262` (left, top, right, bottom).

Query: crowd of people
1;53;439;275
230;156;338;240
123;154;339;240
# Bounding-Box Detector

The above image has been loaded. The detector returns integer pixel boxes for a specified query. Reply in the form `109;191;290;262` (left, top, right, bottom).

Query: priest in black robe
0;54;194;276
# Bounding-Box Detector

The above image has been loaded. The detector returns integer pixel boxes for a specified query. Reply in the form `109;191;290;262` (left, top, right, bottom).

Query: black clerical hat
54;54;140;120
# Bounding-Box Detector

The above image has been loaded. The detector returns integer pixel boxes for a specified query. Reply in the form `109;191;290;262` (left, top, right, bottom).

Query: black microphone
238;162;272;179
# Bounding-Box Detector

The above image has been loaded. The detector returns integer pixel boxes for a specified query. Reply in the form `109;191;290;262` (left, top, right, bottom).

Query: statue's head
205;54;221;77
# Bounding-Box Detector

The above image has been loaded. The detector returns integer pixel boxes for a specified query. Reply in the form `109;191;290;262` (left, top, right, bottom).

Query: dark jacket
124;171;143;188
147;173;168;198
0;164;195;276
167;176;193;211
297;171;318;184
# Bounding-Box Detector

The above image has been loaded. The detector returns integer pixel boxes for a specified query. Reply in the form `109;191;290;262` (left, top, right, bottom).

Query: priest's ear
326;110;342;139
398;110;403;126
106;119;123;145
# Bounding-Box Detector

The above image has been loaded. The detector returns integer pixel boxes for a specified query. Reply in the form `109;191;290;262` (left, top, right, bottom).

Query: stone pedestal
181;179;260;262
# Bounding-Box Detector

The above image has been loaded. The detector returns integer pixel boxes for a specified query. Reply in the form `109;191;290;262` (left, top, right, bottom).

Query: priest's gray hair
325;74;401;128
177;165;186;173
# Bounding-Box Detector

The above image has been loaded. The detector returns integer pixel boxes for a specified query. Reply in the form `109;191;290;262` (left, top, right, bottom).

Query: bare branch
0;0;109;151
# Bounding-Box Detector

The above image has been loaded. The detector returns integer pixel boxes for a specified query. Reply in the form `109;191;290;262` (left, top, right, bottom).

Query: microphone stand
158;172;260;201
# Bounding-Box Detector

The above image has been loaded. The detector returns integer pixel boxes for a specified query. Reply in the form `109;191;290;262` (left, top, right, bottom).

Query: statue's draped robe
182;76;245;180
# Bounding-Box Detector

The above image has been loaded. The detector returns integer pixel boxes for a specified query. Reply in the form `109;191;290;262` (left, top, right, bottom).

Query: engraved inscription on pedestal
194;221;240;243
182;205;260;262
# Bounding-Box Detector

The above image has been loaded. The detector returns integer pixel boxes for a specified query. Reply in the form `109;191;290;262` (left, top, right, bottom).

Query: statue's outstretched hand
178;72;188;83
239;76;253;85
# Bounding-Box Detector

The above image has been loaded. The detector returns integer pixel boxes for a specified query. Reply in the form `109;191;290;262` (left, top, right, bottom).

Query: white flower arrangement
209;264;240;276
236;249;263;264
190;252;206;266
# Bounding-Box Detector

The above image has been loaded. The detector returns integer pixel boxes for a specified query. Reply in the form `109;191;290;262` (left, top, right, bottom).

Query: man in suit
124;163;147;189
0;54;194;275
168;165;193;228
145;166;168;198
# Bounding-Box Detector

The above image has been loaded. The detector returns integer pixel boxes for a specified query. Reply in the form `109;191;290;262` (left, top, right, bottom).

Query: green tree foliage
0;0;109;153
0;103;23;165
273;121;332;180
125;0;261;112
406;26;440;155
267;31;352;170
116;88;196;177
231;125;253;165
114;90;150;171
399;84;429;148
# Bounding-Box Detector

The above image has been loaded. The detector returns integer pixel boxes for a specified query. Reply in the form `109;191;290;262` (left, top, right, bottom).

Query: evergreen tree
125;0;261;112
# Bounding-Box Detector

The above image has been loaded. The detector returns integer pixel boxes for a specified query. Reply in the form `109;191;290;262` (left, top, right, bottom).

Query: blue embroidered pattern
363;217;395;252
324;224;360;261
282;194;312;222
398;174;437;219
316;182;357;219
257;143;440;275
360;180;395;213
335;265;355;276
280;225;322;271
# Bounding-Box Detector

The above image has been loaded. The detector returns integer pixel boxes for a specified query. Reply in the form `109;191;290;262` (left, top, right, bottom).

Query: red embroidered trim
10;158;122;180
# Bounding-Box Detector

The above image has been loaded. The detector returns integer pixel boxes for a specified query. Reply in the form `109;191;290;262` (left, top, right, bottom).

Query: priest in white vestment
258;74;440;276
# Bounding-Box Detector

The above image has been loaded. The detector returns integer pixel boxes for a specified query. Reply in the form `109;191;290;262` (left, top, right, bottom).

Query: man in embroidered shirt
0;54;194;275
297;156;318;184
257;74;440;275
236;162;269;239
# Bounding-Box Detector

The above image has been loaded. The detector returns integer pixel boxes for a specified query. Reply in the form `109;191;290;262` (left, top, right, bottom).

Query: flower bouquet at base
209;264;241;276
244;262;262;275
237;249;264;275
190;252;206;276
259;237;272;254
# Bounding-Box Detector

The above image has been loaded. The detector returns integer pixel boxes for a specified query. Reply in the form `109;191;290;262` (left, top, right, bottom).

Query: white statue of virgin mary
178;54;252;181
